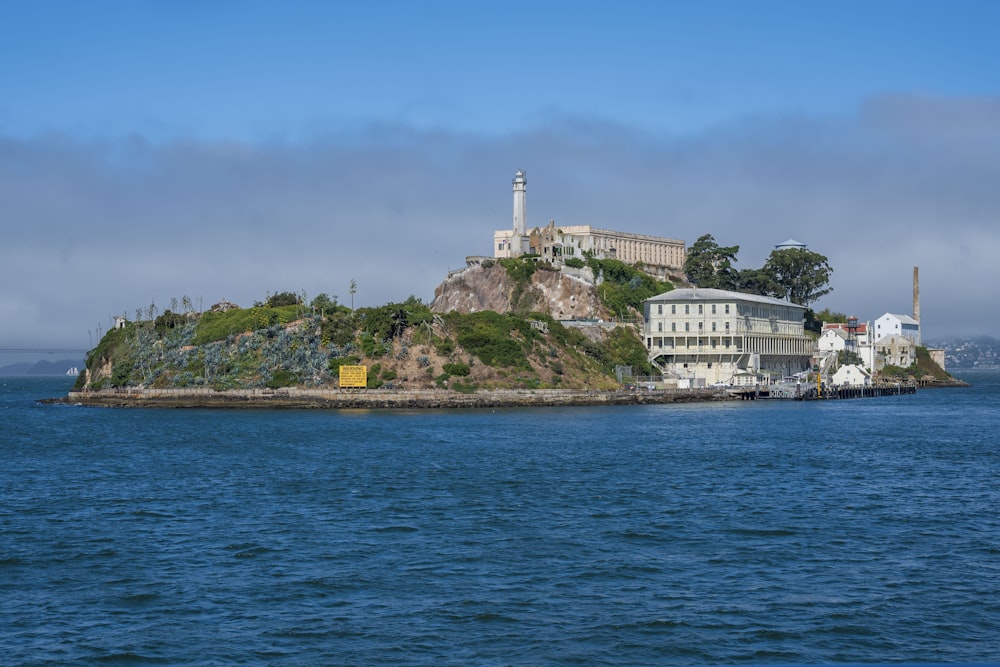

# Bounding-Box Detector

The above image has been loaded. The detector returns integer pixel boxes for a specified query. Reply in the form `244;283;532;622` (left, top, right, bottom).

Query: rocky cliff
430;262;611;320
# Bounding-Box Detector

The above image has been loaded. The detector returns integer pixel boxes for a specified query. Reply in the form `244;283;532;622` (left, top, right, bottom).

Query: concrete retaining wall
62;386;735;409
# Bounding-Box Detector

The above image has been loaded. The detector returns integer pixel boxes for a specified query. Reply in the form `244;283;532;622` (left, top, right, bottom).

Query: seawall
55;386;736;409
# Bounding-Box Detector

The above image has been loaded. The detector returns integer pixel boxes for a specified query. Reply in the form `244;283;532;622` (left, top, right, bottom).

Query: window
725;304;730;314
712;322;717;331
725;322;730;331
685;322;690;332
671;322;676;332
698;322;703;331
671;305;676;314
712;304;716;314
657;322;663;332
698;305;703;315
685;305;690;315
657;304;662;315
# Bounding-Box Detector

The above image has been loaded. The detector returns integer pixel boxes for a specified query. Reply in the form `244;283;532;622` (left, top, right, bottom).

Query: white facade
644;288;814;385
492;171;685;270
512;169;526;236
818;322;876;371
874;312;920;346
832;363;872;387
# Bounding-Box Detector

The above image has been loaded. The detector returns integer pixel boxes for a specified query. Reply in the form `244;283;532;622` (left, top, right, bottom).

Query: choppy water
1;373;998;665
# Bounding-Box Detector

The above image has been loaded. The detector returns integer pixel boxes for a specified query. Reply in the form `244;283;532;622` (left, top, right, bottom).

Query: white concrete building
643;288;814;386
493;171;685;271
818;321;876;371
832;363;872;387
874;312;920;346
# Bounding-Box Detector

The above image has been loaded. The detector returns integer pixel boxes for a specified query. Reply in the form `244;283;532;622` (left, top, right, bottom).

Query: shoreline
49;386;737;409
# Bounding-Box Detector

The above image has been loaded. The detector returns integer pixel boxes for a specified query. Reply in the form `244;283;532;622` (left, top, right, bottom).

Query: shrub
266;291;301;307
266;369;298;388
499;257;536;283
321;311;357;348
434;336;455;356
193;306;299;345
442;361;471;376
154;310;187;337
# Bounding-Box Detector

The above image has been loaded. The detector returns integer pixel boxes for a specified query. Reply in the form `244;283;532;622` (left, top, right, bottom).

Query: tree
760;247;833;306
349;279;357;310
310;293;338;314
684;234;740;289
266;291;300;307
734;268;782;298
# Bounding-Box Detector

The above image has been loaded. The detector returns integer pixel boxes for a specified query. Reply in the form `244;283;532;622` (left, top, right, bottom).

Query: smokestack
913;266;920;323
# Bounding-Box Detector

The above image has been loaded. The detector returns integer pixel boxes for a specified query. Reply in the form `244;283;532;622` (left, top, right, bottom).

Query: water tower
846;315;859;358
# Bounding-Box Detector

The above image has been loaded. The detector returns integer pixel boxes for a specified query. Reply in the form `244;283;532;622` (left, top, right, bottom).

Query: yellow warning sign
339;365;367;388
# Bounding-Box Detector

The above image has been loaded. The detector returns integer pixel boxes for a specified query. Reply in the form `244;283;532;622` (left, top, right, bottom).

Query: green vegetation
586;258;673;315
685;233;833;306
77;273;670;393
193;305;300;345
498;257;540;312
449;310;535;368
880;346;951;382
684;234;740;289
262;291;301;307
442;361;471;376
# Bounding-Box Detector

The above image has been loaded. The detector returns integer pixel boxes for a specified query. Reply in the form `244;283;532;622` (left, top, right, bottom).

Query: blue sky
2;1;1000;363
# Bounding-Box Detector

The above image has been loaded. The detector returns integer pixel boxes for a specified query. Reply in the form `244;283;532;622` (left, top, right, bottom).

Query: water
2;374;999;665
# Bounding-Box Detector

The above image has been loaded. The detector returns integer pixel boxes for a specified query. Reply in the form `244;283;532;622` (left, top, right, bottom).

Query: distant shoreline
48;387;735;409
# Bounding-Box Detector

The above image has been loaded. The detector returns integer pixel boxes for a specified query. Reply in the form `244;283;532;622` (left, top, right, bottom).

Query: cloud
2;94;998;350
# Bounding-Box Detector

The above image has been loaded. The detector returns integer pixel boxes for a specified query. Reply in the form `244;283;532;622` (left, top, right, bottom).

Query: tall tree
684;234;740;289
735;268;782;298
760;247;833;306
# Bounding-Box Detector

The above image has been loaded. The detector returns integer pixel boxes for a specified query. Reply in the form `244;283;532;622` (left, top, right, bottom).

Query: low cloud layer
2;94;998;351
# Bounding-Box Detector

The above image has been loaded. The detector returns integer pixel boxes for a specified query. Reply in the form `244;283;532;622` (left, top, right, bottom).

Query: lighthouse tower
511;170;527;255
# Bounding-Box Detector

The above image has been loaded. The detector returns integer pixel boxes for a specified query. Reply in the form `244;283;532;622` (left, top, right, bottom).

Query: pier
736;382;916;401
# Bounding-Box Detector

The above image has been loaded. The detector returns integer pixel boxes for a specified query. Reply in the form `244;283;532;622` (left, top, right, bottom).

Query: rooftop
647;287;805;310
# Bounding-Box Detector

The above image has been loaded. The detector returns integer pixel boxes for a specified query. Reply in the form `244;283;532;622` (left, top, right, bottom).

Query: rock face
430;263;610;320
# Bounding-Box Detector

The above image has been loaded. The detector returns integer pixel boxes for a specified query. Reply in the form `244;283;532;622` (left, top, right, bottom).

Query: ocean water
1;374;998;666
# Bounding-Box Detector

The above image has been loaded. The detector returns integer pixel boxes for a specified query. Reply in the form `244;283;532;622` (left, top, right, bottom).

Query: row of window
656;303;731;316
657;320;730;332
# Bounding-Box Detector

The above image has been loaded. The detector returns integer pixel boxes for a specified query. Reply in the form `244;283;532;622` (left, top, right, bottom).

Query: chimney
913;266;920;323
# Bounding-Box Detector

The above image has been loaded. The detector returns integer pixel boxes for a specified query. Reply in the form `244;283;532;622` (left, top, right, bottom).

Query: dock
736;383;917;401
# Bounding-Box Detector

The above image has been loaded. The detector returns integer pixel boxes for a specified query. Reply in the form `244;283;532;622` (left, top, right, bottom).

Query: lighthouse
512;169;527;237
508;169;529;257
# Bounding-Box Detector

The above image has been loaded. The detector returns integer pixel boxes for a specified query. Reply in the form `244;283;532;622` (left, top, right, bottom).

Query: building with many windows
874;312;920;346
493;171;685;271
643;288;815;386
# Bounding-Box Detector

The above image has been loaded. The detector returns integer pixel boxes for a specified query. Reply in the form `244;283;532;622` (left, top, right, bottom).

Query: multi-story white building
818;321;876;371
493;171;686;271
874;312;920;346
643;288;815;386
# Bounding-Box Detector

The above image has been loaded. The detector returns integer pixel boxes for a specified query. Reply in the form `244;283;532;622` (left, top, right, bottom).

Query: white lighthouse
512;169;527;238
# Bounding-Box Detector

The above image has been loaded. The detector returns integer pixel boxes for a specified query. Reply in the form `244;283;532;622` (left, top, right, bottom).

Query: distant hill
0;359;85;376
927;336;1000;370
